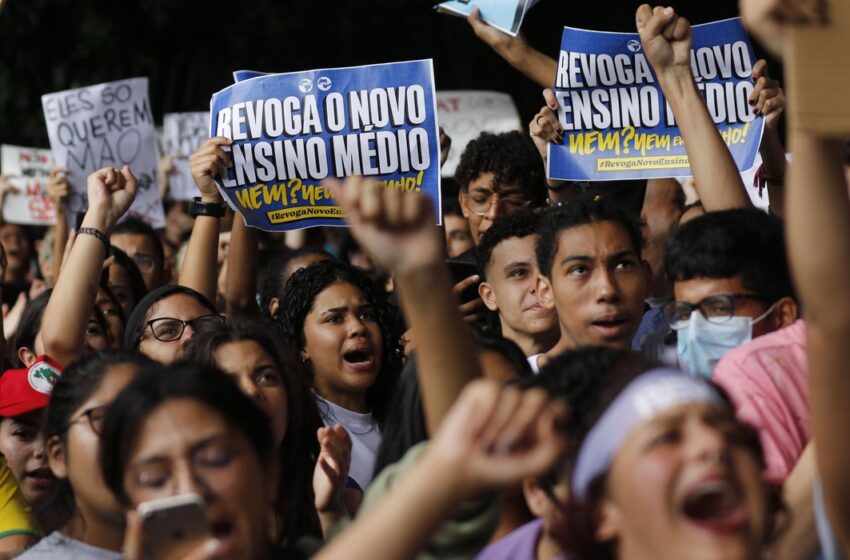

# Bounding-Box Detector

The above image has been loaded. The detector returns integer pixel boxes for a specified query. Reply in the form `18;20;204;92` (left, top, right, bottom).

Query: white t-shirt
314;394;382;491
527;353;543;374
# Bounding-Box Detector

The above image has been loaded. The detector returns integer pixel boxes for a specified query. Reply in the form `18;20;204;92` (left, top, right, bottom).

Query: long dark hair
37;350;154;533
180;320;323;544
276;260;402;425
108;245;148;311
99;363;274;506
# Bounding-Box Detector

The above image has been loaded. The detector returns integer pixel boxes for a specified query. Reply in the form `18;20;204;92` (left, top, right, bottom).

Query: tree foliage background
0;0;744;148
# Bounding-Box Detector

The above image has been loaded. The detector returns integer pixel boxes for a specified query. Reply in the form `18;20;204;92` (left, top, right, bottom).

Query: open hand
313;425;352;514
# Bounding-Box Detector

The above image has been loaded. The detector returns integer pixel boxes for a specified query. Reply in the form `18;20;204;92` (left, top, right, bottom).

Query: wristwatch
190;197;226;218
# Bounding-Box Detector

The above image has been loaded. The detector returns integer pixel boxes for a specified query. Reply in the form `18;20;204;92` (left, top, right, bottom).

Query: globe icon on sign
627;39;642;52
317;77;332;91
298;78;313;93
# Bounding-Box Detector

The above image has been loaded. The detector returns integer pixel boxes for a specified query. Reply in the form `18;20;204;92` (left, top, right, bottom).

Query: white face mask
676;303;777;378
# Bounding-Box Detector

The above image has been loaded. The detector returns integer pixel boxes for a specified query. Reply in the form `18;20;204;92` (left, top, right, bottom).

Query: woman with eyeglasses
123;285;223;365
18;350;154;560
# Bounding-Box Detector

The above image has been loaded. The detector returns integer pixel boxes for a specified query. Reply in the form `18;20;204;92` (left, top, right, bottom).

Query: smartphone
446;258;481;304
138;493;210;559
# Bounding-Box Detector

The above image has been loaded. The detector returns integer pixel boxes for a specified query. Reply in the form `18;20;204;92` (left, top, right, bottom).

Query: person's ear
46;435;68;479
522;478;549;518
595;498;624;543
773;296;798;329
537;275;555;310
479;282;499;312
18;347;38;368
268;298;280;320
458;190;471;219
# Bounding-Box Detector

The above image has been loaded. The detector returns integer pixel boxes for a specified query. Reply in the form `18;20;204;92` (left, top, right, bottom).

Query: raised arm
179;137;231;302
467;7;557;88
637;5;752;211
224;214;260;318
326;177;479;434
315;380;567;560
786;127;850;552
41;166;136;366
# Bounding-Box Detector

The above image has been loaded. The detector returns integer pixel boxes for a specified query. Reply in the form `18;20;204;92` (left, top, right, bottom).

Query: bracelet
78;227;110;253
190;197;226;218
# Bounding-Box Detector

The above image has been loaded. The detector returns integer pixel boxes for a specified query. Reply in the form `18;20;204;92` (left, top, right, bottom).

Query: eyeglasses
145;315;224;342
68;406;109;436
661;293;778;330
131;253;158;273
463;191;531;216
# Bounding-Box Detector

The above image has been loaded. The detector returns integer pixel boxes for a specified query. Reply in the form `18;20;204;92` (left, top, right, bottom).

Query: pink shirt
713;320;810;484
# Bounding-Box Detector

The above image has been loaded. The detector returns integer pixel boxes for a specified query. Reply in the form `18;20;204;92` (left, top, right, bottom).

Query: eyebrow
132;433;231;467
559;249;638;267
503;260;530;273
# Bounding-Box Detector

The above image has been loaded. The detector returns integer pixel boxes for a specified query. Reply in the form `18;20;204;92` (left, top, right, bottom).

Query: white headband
571;368;726;501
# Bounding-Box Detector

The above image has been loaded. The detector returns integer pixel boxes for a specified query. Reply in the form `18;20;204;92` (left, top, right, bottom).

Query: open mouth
343;348;375;372
25;468;55;489
209;520;236;554
680;480;747;533
590;316;630;337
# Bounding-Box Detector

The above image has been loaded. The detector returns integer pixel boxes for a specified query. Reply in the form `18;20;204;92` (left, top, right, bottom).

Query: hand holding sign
189;137;230;204
325;176;442;277
46;167;70;208
749;60;785;130
529;89;563;161
85;166;138;234
636;5;692;81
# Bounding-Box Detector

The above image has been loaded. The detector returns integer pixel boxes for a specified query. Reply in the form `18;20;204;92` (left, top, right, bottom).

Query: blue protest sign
232;70;267;83
548;18;764;181
210;60;441;232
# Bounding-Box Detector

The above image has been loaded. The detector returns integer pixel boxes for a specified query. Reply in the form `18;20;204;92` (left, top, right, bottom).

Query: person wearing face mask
661;209;798;378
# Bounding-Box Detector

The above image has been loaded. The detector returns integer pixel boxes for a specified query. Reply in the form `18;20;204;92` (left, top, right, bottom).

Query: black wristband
190;197;226;218
78;227;110;253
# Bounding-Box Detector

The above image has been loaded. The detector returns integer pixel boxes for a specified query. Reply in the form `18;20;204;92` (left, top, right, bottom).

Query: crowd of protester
0;1;848;559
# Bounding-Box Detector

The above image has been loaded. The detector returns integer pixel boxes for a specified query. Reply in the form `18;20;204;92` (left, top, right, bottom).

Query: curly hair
475;208;543;280
536;194;645;278
454;131;546;205
180;320;324;544
275;260;402;425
